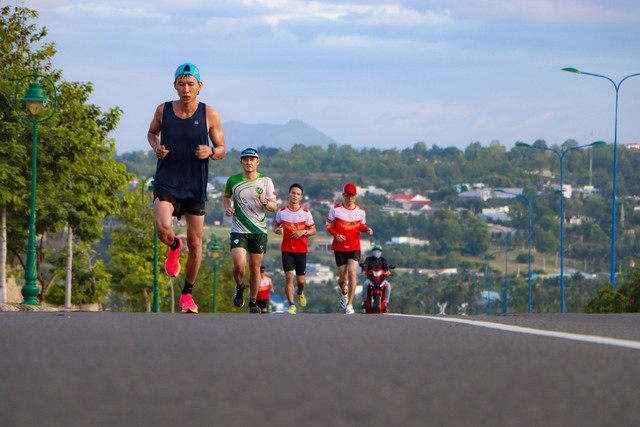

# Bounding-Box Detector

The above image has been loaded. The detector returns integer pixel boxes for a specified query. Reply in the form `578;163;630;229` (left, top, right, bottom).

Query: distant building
481;206;510;222
362;185;388;196
627;142;640;151
478;291;502;303
389;193;432;209
382;206;430;216
306;263;335;284
387;236;430;247
268;295;286;313
548;184;572;198
492;188;523;199
458;189;492;201
523;169;555;178
576;185;600;198
416;268;458;277
568;216;595;225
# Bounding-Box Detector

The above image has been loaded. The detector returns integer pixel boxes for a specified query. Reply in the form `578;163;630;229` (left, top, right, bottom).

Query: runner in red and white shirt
256;266;274;313
326;183;373;314
273;183;316;314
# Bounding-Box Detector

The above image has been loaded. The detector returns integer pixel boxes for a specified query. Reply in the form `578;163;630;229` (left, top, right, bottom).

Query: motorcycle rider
361;244;392;313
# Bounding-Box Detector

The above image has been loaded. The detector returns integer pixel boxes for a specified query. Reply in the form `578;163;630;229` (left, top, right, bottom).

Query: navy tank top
155;101;210;202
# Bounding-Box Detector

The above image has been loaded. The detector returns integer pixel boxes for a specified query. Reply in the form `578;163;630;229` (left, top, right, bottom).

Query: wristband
210;146;215;159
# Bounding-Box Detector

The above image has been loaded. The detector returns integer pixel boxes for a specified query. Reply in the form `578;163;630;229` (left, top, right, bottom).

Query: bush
44;283;65;306
585;289;631;313
516;253;534;263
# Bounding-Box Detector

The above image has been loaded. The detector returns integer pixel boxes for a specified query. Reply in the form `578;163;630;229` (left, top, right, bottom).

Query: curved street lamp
495;189;558;314
516;140;604;313
13;73;58;305
562;68;640;290
209;238;224;312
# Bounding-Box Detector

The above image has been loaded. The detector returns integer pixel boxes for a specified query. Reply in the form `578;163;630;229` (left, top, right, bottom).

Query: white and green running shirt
225;173;276;234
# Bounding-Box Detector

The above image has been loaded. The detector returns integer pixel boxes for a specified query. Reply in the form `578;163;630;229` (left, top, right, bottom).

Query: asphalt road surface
1;312;639;427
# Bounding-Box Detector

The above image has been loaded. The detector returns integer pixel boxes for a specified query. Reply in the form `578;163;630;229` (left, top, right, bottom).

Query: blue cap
175;62;200;82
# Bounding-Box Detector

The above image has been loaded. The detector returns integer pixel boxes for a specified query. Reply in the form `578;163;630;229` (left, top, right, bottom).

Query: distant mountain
222;119;339;150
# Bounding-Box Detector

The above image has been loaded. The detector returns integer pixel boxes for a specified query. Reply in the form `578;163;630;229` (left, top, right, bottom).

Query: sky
10;0;640;154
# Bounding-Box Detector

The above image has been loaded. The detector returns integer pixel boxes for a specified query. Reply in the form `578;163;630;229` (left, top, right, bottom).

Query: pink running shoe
179;293;198;314
165;236;183;277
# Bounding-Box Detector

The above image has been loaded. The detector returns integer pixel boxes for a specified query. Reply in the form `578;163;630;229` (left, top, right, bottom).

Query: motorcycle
361;266;394;314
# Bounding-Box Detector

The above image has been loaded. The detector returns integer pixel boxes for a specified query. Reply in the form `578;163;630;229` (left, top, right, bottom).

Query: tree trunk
65;225;73;309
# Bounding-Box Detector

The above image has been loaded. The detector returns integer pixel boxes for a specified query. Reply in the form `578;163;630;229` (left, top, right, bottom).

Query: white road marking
389;314;640;351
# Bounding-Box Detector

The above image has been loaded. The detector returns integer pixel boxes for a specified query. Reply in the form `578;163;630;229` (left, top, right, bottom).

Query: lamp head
562;67;581;74
20;81;48;115
209;239;223;259
515;142;531;148
590;140;606;147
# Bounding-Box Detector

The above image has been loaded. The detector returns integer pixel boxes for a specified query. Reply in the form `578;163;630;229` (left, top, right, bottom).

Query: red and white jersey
257;277;271;300
275;206;315;253
326;203;367;252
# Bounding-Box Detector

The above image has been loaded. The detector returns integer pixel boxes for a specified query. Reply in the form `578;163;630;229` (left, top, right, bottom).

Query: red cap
343;183;357;196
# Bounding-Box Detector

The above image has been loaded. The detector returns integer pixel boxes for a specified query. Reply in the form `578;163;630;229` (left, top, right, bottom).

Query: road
1;312;638;427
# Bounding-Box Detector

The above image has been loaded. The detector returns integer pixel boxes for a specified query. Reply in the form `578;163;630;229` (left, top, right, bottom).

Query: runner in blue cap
147;62;226;313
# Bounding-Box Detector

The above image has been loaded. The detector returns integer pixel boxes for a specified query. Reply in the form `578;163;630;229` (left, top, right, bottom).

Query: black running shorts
154;187;205;219
334;250;361;267
282;252;307;276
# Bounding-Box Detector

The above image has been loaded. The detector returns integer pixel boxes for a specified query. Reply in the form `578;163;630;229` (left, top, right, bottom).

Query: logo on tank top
194;120;199;125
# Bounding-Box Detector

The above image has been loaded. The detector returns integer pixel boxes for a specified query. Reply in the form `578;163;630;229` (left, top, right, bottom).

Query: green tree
46;243;111;306
1;5;130;303
0;5;56;301
586;263;640;313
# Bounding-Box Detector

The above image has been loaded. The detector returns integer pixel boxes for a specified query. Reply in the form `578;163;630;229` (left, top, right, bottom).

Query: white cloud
239;0;454;27
9;0;640;152
525;111;554;128
37;1;169;21
452;0;640;23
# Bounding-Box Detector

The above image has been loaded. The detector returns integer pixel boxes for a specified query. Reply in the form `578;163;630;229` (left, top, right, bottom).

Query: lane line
389;314;640;351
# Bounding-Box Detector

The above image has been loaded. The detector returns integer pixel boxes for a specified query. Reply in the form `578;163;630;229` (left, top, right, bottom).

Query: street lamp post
495;189;557;314
484;253;494;315
209;238;223;312
141;176;159;312
562;68;640;290
13;73;58;305
516;141;604;313
472;272;477;315
488;226;521;315
147;176;159;313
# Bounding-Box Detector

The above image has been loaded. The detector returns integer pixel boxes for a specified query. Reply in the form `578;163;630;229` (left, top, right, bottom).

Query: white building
387;236;430;246
481;206;510;222
306;263;335;284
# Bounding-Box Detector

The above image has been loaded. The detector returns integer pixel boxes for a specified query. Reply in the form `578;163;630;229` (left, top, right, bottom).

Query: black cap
241;148;259;159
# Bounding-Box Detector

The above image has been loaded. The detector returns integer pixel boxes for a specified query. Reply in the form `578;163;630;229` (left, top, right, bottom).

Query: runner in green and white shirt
225;173;275;234
223;148;277;313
